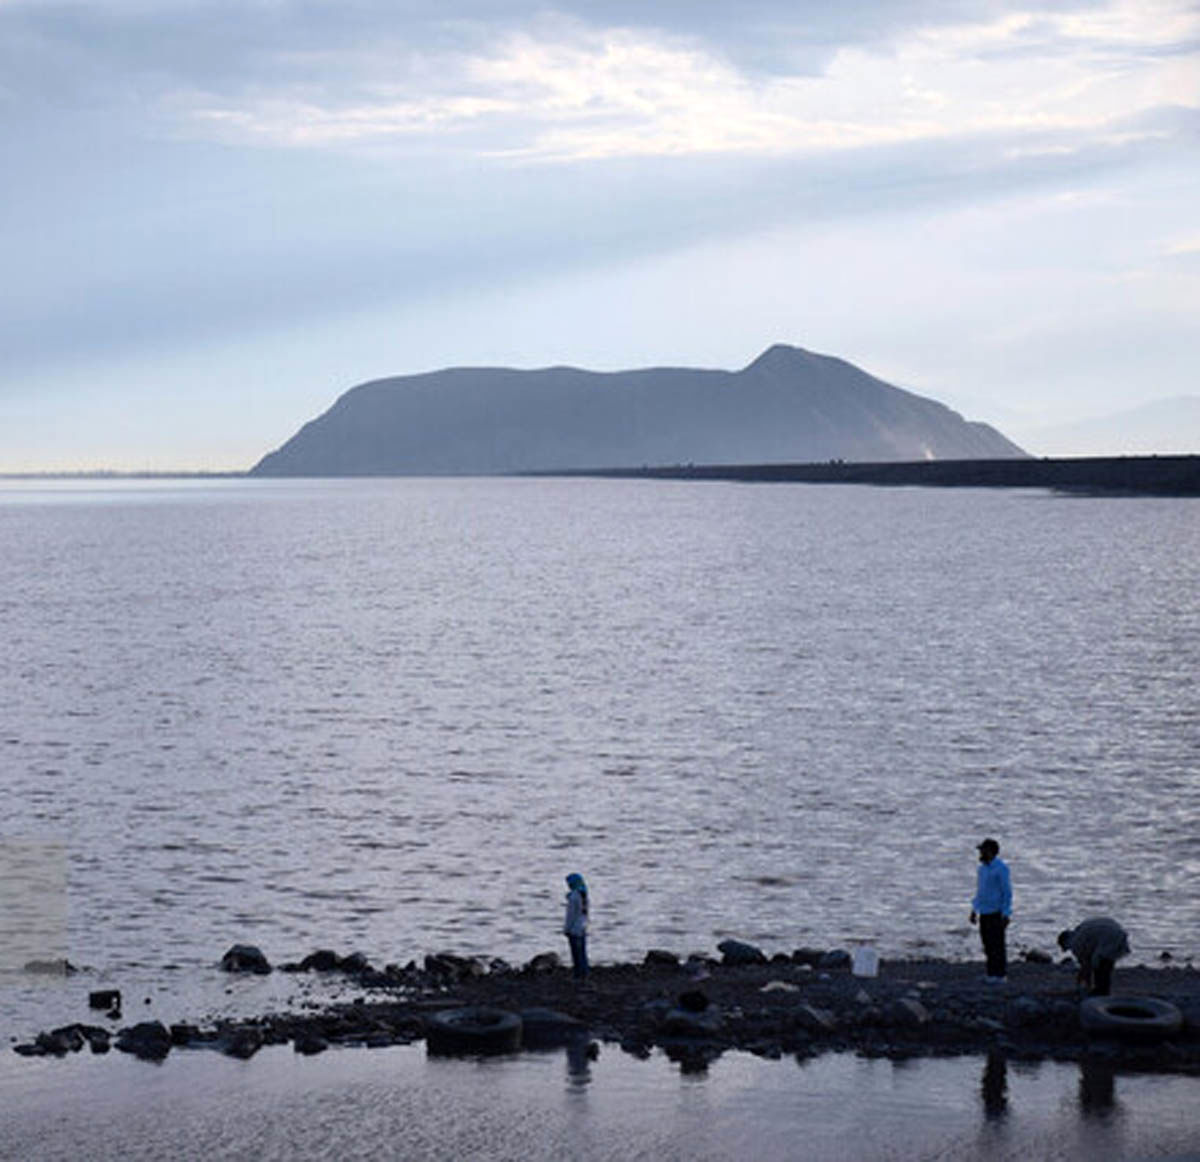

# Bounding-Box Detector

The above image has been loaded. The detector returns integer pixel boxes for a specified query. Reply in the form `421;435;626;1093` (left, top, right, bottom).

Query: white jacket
563;888;588;937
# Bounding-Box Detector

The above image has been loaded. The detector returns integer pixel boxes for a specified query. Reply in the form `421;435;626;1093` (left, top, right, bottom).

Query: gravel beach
16;947;1200;1075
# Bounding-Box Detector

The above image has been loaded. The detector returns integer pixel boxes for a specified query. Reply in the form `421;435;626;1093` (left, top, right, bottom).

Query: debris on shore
14;942;1200;1074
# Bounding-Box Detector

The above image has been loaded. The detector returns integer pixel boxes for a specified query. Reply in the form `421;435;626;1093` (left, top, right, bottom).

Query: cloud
69;0;1190;163
1165;233;1200;256
2;0;1197;456
6;1;1196;156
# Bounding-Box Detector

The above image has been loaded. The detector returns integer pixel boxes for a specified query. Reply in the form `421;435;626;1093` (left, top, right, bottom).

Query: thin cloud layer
71;2;1200;162
7;0;1195;156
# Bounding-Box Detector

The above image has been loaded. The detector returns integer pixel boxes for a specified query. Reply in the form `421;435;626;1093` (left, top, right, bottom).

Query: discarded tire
425;1007;522;1055
1080;996;1183;1041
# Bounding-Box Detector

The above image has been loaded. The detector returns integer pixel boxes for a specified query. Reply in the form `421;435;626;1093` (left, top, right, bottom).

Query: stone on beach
13;946;1200;1075
887;998;930;1027
220;944;271;975
115;1021;173;1061
222;1027;264;1060
294;1032;330;1055
717;939;767;966
425;952;485;981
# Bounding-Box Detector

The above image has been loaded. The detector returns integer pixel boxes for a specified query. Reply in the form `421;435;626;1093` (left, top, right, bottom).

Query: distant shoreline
4;454;1198;495
0;471;247;480
533;454;1200;496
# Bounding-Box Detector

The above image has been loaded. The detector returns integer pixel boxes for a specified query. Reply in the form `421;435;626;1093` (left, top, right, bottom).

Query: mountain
1011;397;1200;458
250;344;1027;476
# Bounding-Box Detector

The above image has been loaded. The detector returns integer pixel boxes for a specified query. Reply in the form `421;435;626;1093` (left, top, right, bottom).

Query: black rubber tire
1080;996;1183;1040
425;1007;523;1055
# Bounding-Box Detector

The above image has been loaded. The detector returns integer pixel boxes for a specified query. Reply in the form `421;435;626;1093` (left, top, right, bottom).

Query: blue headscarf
566;872;586;893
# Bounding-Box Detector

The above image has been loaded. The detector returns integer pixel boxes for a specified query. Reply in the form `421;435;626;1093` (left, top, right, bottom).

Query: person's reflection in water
980;1051;1009;1120
566;1036;594;1090
1078;1058;1117;1118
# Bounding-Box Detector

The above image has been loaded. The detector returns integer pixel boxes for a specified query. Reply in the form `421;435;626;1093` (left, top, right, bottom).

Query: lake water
3;1041;1200;1161
3;476;1197;983
2;476;1197;1155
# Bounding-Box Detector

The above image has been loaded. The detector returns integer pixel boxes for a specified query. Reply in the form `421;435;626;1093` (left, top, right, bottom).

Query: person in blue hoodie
563;873;589;981
969;837;1012;981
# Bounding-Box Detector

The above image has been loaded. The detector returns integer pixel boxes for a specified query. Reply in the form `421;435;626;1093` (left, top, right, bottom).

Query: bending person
1058;916;1129;996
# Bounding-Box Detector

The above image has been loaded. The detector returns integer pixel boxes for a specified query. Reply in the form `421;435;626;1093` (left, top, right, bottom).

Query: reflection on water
1079;1058;1117;1119
565;1037;594;1090
981;1050;1009;1120
979;1052;1127;1129
0;1044;1197;1162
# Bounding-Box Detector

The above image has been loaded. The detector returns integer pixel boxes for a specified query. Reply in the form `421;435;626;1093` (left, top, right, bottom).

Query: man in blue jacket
969;837;1012;981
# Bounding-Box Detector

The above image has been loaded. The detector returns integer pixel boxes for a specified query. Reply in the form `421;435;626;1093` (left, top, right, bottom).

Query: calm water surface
2;1043;1199;1161
1;477;1197;1014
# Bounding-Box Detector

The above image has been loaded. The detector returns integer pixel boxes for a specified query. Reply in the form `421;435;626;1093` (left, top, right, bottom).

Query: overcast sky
2;0;1198;470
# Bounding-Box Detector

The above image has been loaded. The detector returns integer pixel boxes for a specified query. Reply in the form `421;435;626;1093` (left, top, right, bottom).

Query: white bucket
852;947;879;978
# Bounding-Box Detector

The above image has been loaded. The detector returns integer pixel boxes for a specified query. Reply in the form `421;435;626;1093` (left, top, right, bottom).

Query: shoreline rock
14;951;1200;1074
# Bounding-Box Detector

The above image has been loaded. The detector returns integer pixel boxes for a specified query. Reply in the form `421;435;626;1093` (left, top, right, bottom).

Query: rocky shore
15;943;1200;1075
573;454;1200;496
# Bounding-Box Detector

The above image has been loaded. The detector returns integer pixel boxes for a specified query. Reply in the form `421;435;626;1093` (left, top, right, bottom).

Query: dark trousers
1092;957;1115;996
979;912;1007;978
567;933;588;980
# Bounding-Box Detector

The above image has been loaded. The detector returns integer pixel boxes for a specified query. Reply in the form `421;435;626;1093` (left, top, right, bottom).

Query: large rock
222;1027;264;1060
717;939;767;966
294;1031;330;1056
82;1025;111;1054
115;1021;172;1060
425;952;484;980
524;952;561;974
220;944;271;974
340;951;372;974
35;1028;82;1056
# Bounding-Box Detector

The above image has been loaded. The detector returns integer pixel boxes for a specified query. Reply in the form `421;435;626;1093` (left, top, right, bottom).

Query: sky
2;0;1198;471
